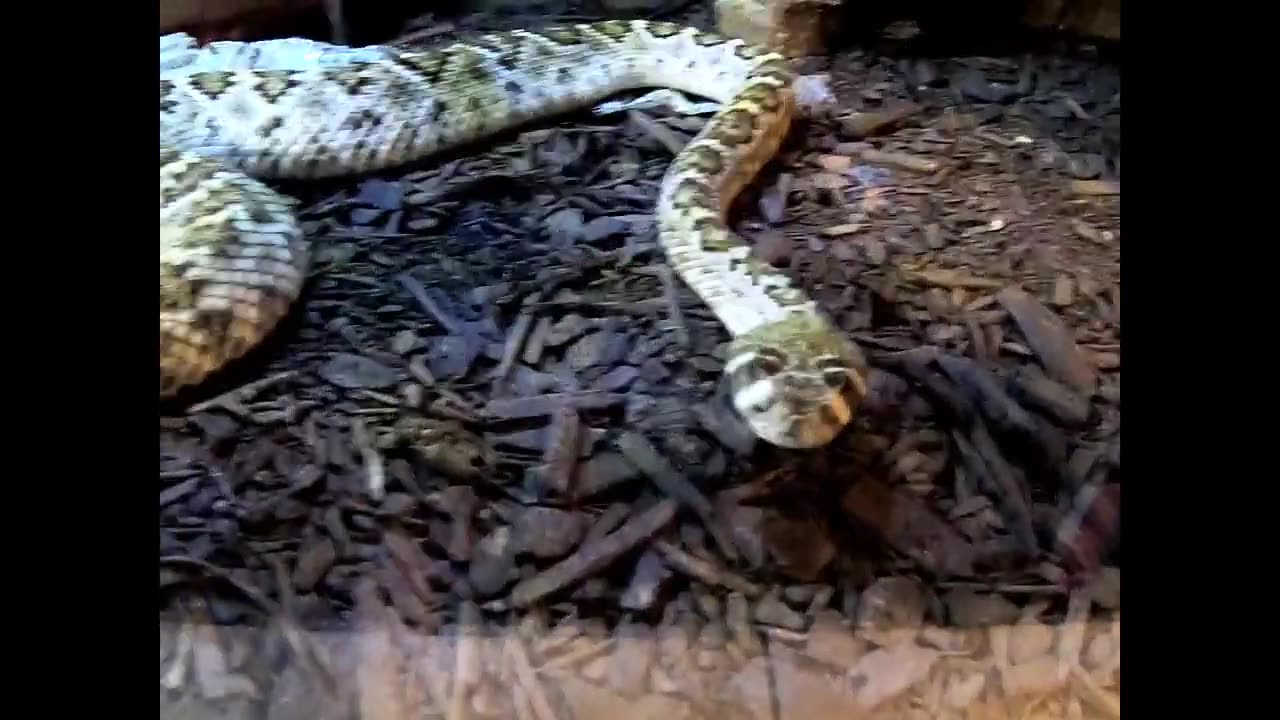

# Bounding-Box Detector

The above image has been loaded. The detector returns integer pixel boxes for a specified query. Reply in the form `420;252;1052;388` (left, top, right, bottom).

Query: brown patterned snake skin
159;20;868;448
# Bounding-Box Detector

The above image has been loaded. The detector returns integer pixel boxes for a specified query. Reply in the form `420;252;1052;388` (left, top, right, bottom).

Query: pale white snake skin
159;20;867;448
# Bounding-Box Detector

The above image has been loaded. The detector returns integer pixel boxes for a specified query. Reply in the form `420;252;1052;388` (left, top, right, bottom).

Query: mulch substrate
160;10;1120;720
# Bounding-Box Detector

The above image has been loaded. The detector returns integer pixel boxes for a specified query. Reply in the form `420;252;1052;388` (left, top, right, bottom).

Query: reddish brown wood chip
997;288;1098;396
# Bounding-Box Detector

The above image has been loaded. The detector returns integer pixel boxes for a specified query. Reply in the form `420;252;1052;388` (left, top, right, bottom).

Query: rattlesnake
160;20;867;448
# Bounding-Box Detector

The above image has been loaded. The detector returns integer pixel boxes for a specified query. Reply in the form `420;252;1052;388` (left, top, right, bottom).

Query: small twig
652;539;763;597
626;110;687;155
616;431;738;563
502;499;678;609
352;417;386;501
536;637;616;674
526;299;666;316
382;528;442;610
581;503;631;546
397;274;495;340
860;148;941;174
888;348;975;424
935;581;1061;594
490;305;539;383
158;555;280;614
353;388;403;407
654;266;690;349
1056;92;1092;120
951;427;1038;553
539;404;581;495
965;313;988;361
1070;179;1120;196
715;467;785;505
482;391;627;419
935;354;1038;438
186;371;297;414
900;267;1005;290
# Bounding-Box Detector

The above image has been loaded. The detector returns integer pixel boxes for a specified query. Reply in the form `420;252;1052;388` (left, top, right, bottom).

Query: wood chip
626;110;687;155
850;643;940;708
482;392;627;419
839;104;922;139
448;602;483;720
616;431;737;562
821;222;863;237
1070;179;1120;196
1008;364;1091;426
1069;218;1114;244
538;404;581;495
817;154;853;172
503;500;678;609
1052;275;1075;306
997;287;1098;395
652;539;763;597
905;267;1005;290
292;537;336;592
860;148;941;174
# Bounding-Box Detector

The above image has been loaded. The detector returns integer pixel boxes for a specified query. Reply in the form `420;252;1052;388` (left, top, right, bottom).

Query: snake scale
160;20;867;448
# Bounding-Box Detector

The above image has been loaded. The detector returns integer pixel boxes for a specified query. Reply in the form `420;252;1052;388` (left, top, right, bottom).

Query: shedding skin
159;20;867;448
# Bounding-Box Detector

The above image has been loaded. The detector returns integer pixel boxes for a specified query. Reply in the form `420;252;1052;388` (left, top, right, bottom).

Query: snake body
160;20;867;448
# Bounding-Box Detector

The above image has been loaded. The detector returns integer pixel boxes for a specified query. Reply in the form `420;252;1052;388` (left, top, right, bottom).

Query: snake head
725;313;868;449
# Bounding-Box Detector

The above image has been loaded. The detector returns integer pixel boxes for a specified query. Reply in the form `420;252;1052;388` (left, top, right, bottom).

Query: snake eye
822;367;849;389
753;348;787;376
814;356;850;388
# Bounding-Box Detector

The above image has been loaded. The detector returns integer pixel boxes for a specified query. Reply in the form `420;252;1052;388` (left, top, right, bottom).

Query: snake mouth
733;380;853;449
745;410;847;449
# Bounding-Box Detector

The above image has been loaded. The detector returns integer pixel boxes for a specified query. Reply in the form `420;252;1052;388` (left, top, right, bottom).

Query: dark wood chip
618;549;673;611
616;431;738;563
753;589;807;631
291;538;336;592
997;287;1099;396
504;499;678;609
1007;363;1092;426
381;529;441;606
469;527;518;597
482;391;627;419
317;353;400;389
838;103;921;139
761;512;837;582
943;588;1020;627
841;478;976;577
512;507;587;559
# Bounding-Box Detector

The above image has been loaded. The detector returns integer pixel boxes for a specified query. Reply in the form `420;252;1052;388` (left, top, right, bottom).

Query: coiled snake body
160;20;866;448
